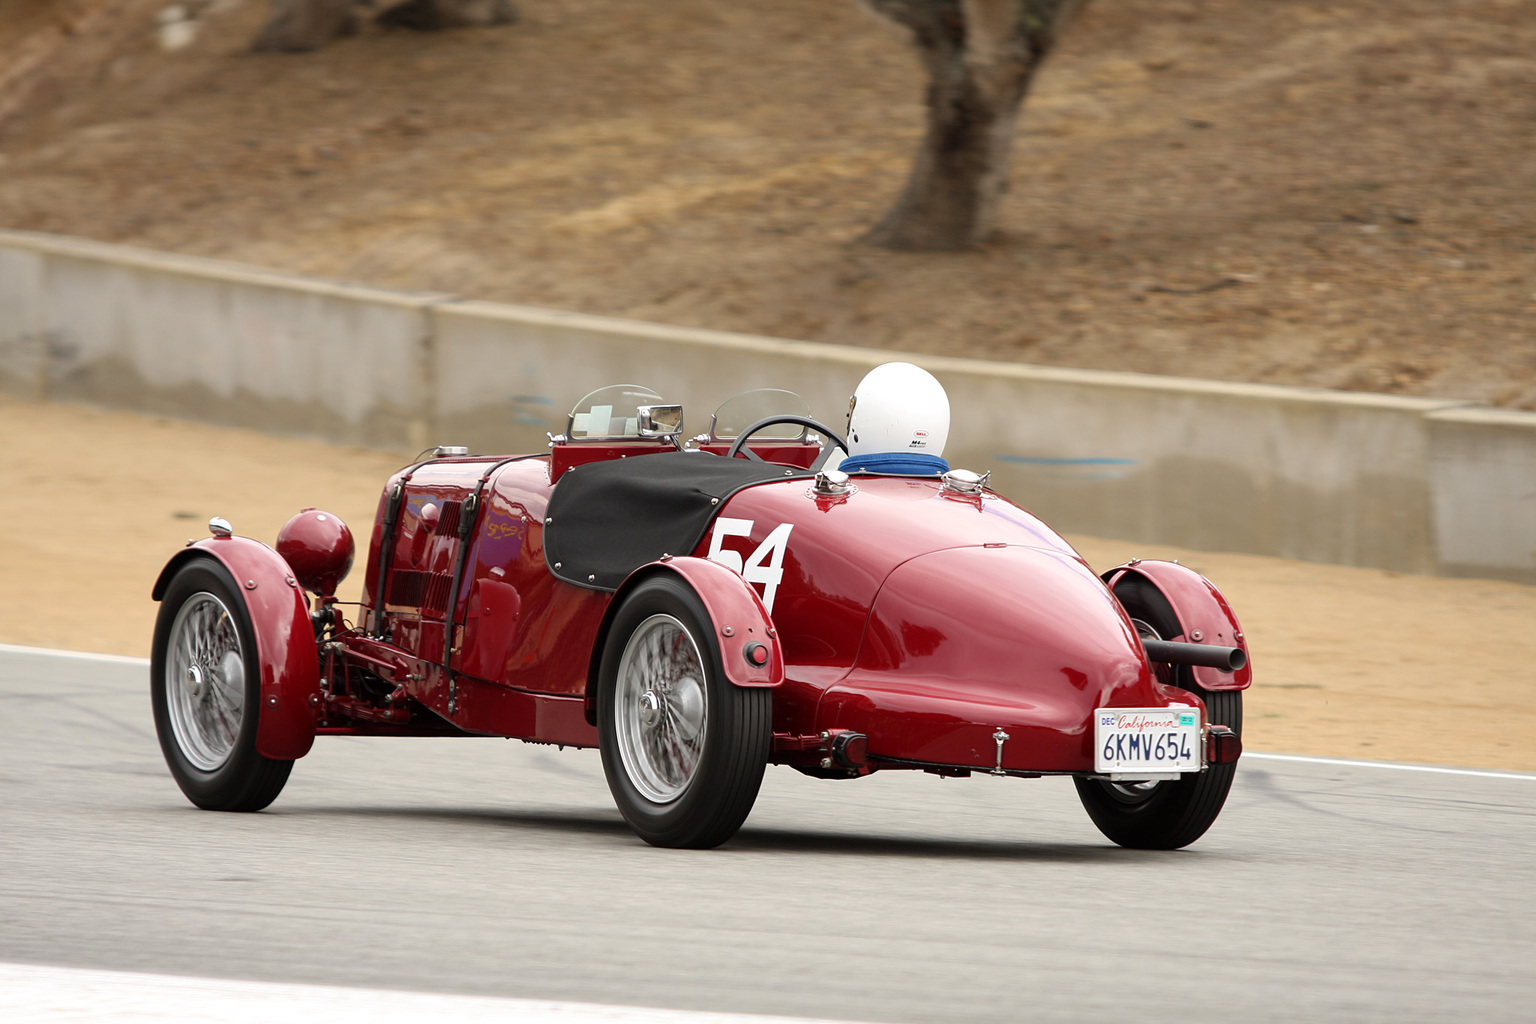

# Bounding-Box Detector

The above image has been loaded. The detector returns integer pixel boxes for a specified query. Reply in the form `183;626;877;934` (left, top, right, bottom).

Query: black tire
151;559;292;812
597;574;770;848
1074;575;1242;850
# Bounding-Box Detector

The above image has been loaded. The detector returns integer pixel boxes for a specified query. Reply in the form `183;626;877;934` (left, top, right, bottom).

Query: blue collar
838;452;950;476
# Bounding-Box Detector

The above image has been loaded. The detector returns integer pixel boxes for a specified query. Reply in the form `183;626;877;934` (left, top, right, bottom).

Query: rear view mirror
637;404;684;438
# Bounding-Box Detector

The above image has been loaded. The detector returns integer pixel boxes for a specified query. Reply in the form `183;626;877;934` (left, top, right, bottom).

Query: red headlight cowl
276;508;355;598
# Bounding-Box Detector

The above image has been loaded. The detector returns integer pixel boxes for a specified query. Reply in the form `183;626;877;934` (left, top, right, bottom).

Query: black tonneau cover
543;451;811;591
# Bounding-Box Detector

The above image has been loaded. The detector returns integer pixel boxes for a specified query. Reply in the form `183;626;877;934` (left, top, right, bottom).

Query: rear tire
151;559;292;812
598;574;770;848
1075;575;1241;850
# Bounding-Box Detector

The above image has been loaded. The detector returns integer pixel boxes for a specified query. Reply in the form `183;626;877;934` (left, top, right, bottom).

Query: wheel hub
638;689;661;728
186;664;204;698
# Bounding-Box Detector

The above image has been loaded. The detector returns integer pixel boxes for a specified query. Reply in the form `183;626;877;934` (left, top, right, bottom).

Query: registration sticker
1094;708;1202;774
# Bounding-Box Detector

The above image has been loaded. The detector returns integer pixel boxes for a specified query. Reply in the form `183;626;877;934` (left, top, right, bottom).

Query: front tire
151;559;292;812
597;575;770;848
1075;575;1242;850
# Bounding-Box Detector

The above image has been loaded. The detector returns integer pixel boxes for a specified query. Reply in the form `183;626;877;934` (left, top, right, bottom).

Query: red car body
151;391;1252;849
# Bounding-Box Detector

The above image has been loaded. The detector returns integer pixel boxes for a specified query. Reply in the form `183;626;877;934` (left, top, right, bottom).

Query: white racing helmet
846;362;950;458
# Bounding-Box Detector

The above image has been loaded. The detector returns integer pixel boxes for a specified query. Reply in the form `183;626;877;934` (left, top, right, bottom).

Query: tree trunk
376;0;518;31
860;0;1083;251
252;0;356;52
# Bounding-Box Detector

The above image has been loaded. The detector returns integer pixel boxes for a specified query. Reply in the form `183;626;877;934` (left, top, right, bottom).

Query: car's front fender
1102;560;1252;691
154;538;320;758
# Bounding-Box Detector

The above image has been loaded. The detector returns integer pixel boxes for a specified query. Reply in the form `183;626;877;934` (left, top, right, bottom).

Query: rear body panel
688;477;1190;773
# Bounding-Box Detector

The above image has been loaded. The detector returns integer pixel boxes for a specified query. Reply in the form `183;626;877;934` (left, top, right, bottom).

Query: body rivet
722;626;735;637
245;580;257;590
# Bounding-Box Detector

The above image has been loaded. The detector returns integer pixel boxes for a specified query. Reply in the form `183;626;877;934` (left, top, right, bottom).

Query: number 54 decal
706;518;793;613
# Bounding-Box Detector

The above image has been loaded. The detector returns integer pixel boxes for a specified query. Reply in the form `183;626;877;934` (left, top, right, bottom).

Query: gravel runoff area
3;394;1532;772
1;0;1534;409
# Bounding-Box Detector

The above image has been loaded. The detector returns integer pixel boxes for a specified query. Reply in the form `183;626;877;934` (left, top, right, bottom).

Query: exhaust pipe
1141;637;1247;673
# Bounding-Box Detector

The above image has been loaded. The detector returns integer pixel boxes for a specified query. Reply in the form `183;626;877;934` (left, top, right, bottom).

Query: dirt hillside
4;395;1534;773
2;0;1535;408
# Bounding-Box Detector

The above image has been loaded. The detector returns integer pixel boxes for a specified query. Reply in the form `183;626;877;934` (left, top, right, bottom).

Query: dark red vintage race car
151;382;1250;850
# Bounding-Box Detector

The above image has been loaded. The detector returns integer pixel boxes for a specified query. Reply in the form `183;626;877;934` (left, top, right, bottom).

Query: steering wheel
724;415;849;469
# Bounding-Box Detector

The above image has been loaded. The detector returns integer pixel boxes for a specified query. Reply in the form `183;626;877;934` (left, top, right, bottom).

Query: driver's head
846;362;950;459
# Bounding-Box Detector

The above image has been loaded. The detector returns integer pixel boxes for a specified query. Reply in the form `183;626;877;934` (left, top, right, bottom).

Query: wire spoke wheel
166;592;246;771
598;575;770;848
151;559;292;812
614;614;709;804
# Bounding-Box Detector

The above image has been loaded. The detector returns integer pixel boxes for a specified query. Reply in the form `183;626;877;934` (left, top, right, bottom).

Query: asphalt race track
3;645;1533;1023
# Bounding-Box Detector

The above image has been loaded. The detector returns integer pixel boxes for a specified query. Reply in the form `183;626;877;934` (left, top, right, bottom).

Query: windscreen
568;384;665;440
709;389;812;441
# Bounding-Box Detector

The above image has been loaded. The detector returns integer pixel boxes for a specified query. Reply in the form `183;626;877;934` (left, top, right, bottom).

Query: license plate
1094;708;1202;775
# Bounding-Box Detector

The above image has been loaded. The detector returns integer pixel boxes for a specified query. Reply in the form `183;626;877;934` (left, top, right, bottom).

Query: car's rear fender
585;555;783;725
153;538;321;759
1102;560;1252;691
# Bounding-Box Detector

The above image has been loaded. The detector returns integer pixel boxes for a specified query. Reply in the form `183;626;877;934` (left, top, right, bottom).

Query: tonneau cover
543;451;811;591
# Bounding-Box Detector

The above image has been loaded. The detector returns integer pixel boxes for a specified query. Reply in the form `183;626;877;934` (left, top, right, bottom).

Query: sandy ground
3;395;1532;772
2;0;1535;409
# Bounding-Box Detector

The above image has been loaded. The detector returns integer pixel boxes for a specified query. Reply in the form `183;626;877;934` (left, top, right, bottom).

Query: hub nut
638;690;661;728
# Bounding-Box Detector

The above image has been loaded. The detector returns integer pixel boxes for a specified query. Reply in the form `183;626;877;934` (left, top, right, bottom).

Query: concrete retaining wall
0;232;448;447
4;228;1533;582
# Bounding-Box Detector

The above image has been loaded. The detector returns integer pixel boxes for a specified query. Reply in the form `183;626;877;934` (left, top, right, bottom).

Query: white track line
1243;751;1536;781
0;642;149;666
0;963;860;1024
5;643;1532;781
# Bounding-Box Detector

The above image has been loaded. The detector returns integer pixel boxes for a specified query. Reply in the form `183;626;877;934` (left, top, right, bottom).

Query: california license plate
1094;708;1202;776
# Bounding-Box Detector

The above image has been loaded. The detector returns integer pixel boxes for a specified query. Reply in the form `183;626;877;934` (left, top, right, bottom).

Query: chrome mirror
637;404;684;438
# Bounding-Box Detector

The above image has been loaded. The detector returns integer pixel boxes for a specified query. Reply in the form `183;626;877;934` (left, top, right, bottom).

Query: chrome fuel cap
814;468;851;495
941;469;989;494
